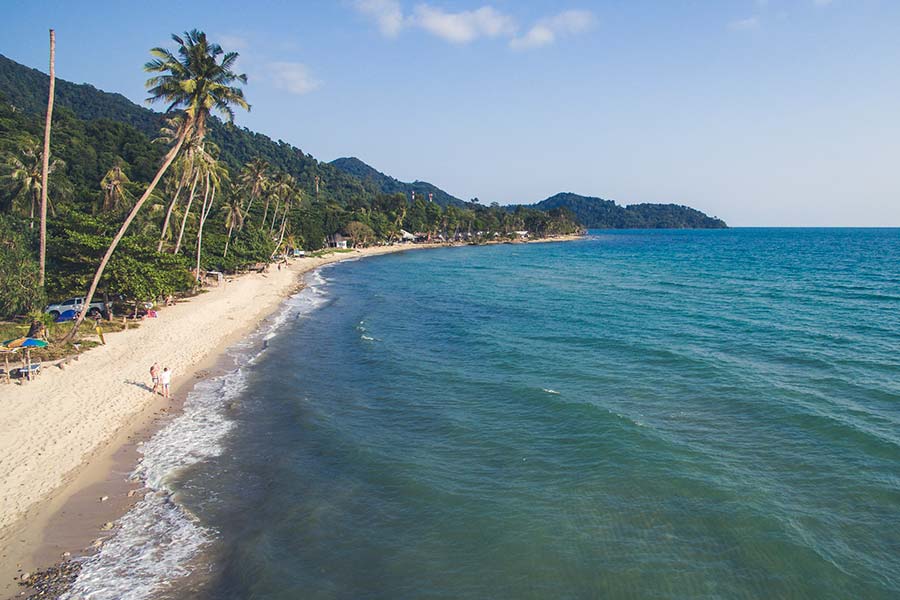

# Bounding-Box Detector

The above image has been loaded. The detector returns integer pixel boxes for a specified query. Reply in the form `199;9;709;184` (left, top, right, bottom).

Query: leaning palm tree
194;156;228;279
222;194;244;257
67;29;249;340
238;158;269;225
100;161;133;212
156;115;194;251
173;141;218;255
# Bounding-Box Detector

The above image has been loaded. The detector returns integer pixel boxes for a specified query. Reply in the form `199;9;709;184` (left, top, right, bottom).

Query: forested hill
528;192;727;229
330;157;465;208
0;53;373;205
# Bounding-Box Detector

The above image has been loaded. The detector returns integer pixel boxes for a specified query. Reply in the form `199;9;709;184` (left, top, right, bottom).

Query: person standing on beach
150;362;160;395
160;367;172;399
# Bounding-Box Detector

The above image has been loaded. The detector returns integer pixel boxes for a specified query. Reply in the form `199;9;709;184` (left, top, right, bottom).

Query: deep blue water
74;229;900;599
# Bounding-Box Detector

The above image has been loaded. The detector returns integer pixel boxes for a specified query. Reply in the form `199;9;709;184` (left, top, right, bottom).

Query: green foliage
0;214;44;317
532;192;727;229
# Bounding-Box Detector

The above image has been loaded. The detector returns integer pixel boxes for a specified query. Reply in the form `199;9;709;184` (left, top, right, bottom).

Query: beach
0;236;581;597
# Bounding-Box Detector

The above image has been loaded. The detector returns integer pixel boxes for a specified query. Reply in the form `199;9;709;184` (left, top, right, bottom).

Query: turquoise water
101;230;900;598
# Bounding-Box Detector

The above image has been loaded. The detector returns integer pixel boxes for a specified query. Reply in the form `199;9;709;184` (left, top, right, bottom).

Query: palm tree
173;141;217;255
222;195;244;257
100;161;133;212
156;115;193;252
2;141;63;225
194;156;228;279
67;29;249;339
268;172;295;234
238;158;269;225
40;29;56;287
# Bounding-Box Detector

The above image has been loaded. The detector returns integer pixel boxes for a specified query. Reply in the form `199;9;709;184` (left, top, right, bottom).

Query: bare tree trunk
30;190;37;229
261;196;270;227
272;202;289;260
39;29;55;286
224;219;235;257
195;172;215;280
66;125;189;341
174;171;200;254
157;176;186;252
269;198;280;233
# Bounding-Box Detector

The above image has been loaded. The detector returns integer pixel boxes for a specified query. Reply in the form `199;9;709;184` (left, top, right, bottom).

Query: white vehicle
45;297;106;320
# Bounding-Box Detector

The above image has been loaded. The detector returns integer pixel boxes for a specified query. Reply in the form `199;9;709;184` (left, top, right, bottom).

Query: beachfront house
330;234;349;249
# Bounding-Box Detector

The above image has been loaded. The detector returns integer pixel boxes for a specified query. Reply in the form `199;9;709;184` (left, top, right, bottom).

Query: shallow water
71;229;900;599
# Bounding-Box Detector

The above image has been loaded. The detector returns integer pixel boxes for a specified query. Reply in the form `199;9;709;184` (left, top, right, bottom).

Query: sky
2;0;899;226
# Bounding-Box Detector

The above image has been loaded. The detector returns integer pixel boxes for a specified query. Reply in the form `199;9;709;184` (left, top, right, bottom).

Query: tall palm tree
100;161;133;212
156;115;193;252
194;156;228;279
238;158;269;225
222;194;244;257
40;29;56;287
173;141;217;255
268;172;295;234
67;29;249;339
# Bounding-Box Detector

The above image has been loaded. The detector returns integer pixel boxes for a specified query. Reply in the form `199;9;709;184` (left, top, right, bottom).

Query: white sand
0;245;433;535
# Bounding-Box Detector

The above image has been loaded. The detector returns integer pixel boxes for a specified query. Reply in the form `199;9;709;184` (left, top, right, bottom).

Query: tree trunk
224;219;235;257
157;175;186;252
174;171;200;254
39;29;55;287
195;172;214;280
66;126;189;341
261;197;270;227
269;198;280;233
272;203;289;260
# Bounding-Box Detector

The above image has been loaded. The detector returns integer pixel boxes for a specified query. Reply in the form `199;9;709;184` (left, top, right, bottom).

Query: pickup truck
45;297;106;320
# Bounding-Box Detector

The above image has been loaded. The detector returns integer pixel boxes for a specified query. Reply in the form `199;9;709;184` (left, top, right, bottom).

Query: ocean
64;229;900;599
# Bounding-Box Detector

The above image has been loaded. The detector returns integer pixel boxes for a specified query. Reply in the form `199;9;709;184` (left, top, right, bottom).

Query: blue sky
3;0;899;226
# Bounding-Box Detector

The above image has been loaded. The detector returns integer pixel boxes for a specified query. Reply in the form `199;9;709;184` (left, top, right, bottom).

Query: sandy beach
0;236;581;596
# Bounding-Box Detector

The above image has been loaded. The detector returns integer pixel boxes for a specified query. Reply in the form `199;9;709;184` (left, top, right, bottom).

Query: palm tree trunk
261;197;270;227
195;173;214;279
224;220;235;257
30;190;37;229
272;203;289;259
174;171;200;254
66;124;190;341
157;176;186;252
39;29;55;287
269;198;280;233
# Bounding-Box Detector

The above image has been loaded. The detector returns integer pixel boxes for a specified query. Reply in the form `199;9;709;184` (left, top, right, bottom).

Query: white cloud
267;62;321;95
352;3;594;48
510;9;595;50
410;5;516;44
354;0;406;37
729;16;760;30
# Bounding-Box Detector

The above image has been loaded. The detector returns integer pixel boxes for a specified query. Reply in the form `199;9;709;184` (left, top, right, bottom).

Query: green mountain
0;53;374;206
528;192;727;229
330;157;465;208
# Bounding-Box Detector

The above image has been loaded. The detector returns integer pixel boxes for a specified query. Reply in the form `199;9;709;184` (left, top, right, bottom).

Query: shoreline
0;234;582;598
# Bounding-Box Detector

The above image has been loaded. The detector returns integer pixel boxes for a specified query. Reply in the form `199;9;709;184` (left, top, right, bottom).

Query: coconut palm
2;141;63;226
268;172;295;234
155;115;195;252
68;29;249;339
174;141;218;255
194;156;228;279
100;161;133;212
222;195;244;257
238;158;269;226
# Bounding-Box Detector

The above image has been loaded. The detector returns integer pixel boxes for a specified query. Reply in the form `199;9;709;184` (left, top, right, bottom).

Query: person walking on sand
160;367;172;399
150;362;160;395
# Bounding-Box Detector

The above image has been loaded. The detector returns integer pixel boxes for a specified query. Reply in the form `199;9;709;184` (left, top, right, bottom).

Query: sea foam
61;270;331;600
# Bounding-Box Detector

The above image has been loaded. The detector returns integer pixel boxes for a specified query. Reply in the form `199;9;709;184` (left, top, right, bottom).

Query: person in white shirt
160;367;172;398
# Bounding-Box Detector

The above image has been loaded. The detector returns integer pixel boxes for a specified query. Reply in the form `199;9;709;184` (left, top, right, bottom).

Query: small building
400;229;416;242
330;234;349;249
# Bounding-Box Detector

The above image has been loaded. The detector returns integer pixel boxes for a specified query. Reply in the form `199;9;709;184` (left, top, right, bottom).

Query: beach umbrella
2;338;47;382
3;337;49;349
